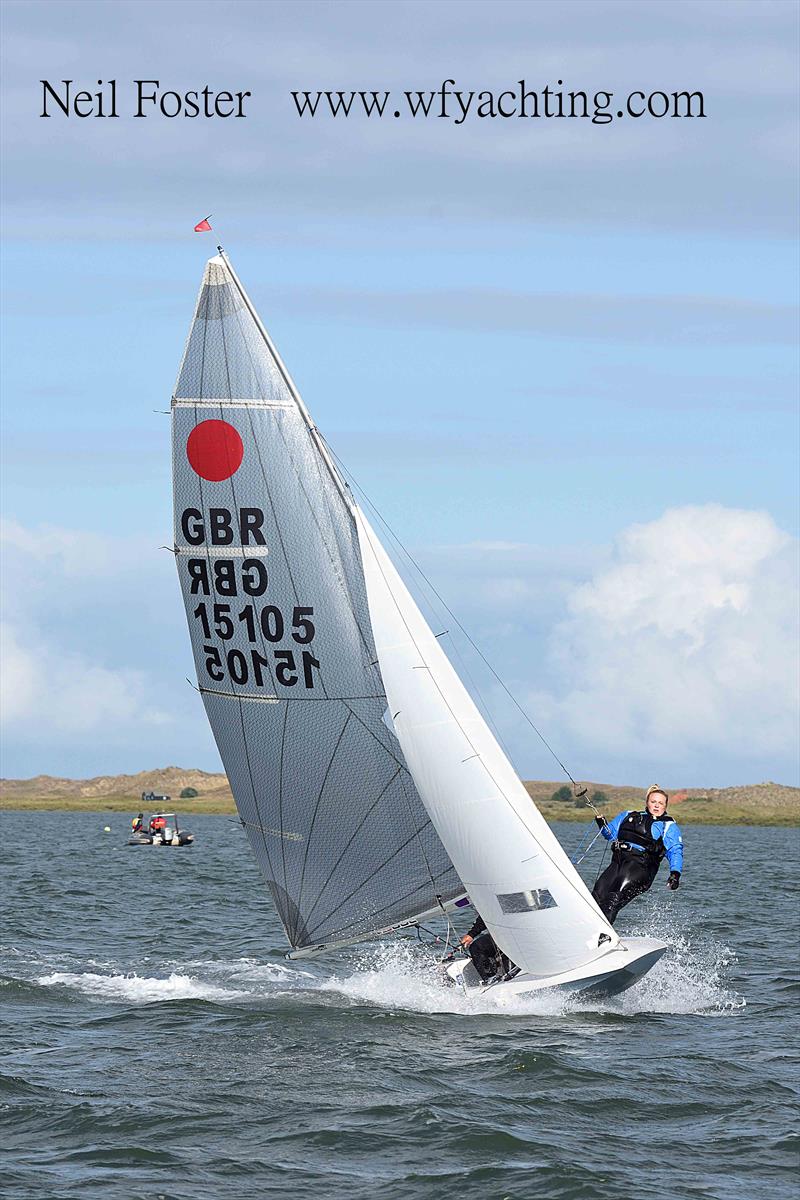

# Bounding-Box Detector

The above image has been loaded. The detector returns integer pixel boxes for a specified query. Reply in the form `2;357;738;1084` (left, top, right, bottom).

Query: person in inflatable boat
591;785;683;925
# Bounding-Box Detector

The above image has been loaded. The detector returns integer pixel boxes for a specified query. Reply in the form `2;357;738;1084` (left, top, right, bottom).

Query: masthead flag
194;216;212;232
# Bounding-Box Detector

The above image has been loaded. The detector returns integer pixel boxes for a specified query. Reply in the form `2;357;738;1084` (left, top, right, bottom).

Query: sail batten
171;254;463;951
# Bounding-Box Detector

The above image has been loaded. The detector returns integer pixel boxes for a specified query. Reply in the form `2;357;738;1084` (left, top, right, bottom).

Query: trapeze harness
614;810;673;862
591;811;674;926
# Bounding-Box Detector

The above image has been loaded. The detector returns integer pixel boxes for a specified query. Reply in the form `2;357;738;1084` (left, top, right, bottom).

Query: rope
570;824;604;865
406;914;466;965
581;793;614;837
592;838;611;886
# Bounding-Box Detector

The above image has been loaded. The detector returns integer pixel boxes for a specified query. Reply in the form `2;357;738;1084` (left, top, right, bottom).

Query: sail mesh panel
171;257;462;949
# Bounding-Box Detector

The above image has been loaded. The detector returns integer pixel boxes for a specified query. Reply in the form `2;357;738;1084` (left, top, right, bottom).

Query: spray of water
37;971;246;1004
313;914;744;1019
32;909;743;1017
612;909;745;1016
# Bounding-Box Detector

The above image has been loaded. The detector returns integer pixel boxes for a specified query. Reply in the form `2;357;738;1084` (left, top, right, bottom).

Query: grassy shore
1;768;797;825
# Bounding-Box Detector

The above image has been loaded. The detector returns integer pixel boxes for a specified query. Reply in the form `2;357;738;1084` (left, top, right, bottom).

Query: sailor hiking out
591;786;683;925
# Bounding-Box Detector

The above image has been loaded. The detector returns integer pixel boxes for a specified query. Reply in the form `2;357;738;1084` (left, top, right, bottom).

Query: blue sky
1;0;798;787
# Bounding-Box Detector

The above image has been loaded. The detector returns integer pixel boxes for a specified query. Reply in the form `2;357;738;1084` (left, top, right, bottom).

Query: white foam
614;915;745;1016
317;943;569;1017
540;904;746;1017
313;919;744;1019
36;971;246;1004
183;956;316;985
32;916;743;1017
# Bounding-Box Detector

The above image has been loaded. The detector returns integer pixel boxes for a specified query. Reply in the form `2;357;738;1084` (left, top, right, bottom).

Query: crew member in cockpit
460;913;514;983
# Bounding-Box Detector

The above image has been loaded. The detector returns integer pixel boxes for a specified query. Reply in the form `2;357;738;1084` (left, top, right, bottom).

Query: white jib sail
355;507;619;979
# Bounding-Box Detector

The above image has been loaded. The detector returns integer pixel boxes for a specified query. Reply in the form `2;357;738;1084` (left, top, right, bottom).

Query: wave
180;956;318;987
35;971;247;1004
25;910;742;1018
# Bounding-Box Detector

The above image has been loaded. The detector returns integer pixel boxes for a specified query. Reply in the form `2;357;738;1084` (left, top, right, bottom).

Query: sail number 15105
193;601;320;690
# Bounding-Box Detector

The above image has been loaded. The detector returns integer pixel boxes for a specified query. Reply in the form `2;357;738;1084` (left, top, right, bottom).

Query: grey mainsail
171;254;463;952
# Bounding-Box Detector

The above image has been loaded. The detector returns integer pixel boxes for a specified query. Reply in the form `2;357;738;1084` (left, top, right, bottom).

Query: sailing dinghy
170;251;666;1000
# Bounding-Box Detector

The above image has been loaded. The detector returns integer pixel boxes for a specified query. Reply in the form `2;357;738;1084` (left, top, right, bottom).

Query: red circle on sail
186;420;244;481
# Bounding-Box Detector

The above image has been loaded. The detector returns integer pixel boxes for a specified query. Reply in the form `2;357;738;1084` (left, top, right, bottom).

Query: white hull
445;937;666;1002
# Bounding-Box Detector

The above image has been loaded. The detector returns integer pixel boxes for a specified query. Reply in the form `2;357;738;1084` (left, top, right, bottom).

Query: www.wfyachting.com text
291;79;706;125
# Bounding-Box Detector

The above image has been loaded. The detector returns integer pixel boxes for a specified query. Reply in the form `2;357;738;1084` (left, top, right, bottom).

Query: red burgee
194;216;212;232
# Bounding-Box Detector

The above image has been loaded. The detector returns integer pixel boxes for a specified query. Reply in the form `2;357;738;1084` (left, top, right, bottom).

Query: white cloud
0;519;175;746
0;621;169;735
526;504;799;767
0;517;119;578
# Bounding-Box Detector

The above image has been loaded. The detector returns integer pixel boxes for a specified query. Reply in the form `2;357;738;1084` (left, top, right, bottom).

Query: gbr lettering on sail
179;503;321;692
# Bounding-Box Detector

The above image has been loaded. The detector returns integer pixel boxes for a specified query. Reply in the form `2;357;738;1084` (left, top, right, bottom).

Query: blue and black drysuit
591;810;684;925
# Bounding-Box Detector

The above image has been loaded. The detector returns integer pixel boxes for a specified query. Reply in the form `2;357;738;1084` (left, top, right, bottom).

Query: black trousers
592;850;659;925
468;931;511;981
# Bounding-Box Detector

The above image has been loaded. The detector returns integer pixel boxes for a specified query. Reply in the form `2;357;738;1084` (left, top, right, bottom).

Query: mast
217;248;354;515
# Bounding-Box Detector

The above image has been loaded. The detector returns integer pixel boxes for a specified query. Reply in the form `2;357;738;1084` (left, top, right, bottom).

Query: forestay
171;254;463;952
355;508;619;978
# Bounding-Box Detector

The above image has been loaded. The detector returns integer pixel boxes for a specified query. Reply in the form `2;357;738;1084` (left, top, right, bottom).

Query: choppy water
2;812;798;1199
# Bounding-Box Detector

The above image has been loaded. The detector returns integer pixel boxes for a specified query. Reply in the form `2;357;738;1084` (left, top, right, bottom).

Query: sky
1;0;798;788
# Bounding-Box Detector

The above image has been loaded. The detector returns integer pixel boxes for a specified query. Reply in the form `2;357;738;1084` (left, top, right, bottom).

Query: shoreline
2;796;797;826
2;771;796;826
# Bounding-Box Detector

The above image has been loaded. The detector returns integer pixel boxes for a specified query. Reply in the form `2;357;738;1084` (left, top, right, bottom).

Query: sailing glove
595;816;606;829
667;871;681;890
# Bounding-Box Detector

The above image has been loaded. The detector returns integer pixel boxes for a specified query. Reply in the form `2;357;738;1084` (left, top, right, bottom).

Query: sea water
2;813;798;1199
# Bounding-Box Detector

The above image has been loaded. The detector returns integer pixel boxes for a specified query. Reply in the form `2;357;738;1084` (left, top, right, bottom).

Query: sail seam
277;696;291;908
314;849;459;941
306;826;433;937
340;700;460;916
173;399;293;408
174;546;269;557
294;708;353;918
345;692;457;923
236;693;278;884
197;686;384;701
341;700;411;773
240;818;303;842
301;766;403;929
